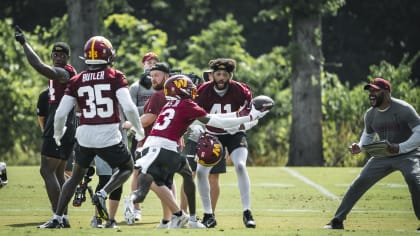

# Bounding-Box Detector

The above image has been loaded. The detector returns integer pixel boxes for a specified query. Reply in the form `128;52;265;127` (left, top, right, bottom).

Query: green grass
0;166;418;236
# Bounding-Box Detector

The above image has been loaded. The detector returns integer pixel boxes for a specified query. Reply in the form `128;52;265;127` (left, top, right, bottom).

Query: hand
190;124;204;136
53;126;67;146
387;143;399;154
348;142;361;154
249;104;269;121
122;121;132;130
54;136;62;146
14;25;26;45
236;101;251;117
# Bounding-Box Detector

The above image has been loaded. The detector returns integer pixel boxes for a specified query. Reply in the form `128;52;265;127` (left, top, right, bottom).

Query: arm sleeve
116;87;144;138
54;95;76;137
398;125;420;153
358;128;376;149
206;113;251;129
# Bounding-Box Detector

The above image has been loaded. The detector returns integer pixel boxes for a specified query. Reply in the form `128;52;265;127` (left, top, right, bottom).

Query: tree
259;0;345;166
66;0;100;71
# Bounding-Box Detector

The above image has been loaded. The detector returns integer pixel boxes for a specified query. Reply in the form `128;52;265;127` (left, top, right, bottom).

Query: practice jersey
149;99;207;142
195;80;253;134
142;90;167;139
365;97;420;143
65;67;128;125
49;64;76;104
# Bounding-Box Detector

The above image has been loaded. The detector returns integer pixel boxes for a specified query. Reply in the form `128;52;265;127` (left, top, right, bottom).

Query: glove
53;126;67;146
14;25;26;45
189;124;204;136
249;104;269;121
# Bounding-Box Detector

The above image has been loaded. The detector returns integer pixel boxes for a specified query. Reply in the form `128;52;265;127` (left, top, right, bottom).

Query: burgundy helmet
196;133;223;167
164;74;197;100
83;36;115;65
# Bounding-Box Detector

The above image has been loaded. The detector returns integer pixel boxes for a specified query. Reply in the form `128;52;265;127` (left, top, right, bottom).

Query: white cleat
123;196;136;225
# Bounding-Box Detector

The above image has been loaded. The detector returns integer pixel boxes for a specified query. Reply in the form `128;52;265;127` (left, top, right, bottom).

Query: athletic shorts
137;147;185;188
41;136;74;161
94;155;113;176
184;139;226;174
75;142;132;169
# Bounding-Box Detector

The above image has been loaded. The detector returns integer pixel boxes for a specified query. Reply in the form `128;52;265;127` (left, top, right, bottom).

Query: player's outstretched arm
14;25;70;83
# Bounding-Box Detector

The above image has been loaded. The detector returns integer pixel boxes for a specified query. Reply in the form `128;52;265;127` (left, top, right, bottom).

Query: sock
189;214;197;222
162;219;170;224
230;148;251;210
53;214;63;223
174;211;182;217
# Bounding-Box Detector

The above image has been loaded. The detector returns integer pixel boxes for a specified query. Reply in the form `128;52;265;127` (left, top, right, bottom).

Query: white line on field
282;167;339;201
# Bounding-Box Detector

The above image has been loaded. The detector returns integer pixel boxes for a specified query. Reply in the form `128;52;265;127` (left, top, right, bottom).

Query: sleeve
54;95;76;138
116;87;144;140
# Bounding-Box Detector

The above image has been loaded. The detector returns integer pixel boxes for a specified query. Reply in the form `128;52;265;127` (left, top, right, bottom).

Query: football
251;95;274;111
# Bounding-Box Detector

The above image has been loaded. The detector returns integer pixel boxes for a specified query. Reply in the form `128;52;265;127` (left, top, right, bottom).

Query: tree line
0;0;419;166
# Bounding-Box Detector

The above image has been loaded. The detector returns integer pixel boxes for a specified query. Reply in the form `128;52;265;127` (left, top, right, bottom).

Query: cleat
105;219;119;229
324;218;344;229
202;213;217;228
156;220;170;229
243;210;256;228
189;220;206;229
123;196;136;225
92;192;109;221
62;218;71;228
169;211;189;228
90;216;103;228
134;208;142;222
38;219;63;229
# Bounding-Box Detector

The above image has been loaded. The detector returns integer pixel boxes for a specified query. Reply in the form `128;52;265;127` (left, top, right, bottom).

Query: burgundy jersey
195;80;253;133
48;64;77;104
149;99;207;142
142;90;167;138
65;67;128;125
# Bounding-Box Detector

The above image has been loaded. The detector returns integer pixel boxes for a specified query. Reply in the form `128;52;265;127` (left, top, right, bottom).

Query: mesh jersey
48;64;77;104
365;97;420;143
65;67;128;125
195;80;253;134
149;99;207;142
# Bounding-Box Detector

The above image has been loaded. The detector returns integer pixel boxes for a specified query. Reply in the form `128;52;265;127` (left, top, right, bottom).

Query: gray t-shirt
364;97;420;143
129;81;155;115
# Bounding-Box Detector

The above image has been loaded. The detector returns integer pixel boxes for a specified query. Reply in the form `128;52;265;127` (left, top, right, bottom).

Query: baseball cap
52;42;70;56
142;52;159;63
150;62;170;74
364;78;391;91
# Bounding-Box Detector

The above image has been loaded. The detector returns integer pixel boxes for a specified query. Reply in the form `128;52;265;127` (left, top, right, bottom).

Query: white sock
189;214;197;222
230;147;251;210
53;214;63;223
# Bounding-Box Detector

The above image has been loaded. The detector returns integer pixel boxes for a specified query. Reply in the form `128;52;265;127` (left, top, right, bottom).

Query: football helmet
196;133;223;167
164;75;197;100
83;36;115;65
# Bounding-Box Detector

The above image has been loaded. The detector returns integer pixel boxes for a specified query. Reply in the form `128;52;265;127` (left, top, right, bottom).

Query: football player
128;74;268;228
195;58;258;228
39;36;144;228
15;26;77;228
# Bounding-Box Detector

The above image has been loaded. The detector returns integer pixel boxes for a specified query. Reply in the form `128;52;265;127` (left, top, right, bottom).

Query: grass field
0;166;419;236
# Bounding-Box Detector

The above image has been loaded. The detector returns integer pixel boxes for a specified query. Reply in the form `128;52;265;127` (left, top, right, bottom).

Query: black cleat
62;218;71;228
202;213;217;228
38;219;63;229
243;209;256;228
324;218;344;229
92;192;109;221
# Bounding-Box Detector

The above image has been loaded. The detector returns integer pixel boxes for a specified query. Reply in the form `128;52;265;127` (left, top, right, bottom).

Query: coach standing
324;78;420;232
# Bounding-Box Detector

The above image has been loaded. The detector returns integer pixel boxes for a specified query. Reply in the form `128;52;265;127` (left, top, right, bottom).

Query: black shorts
140;147;185;188
184;139;226;174
75;142;132;169
41;136;74;160
217;132;248;153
